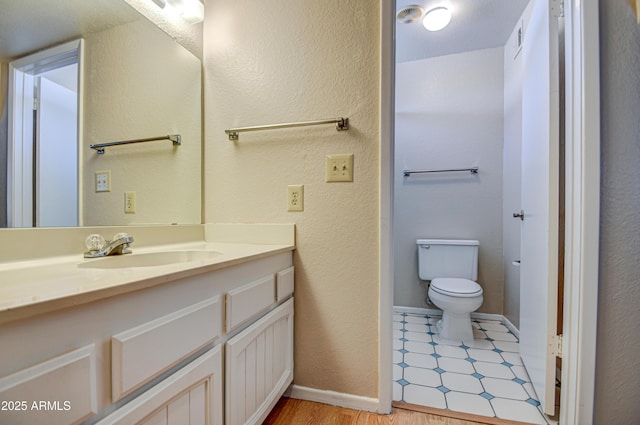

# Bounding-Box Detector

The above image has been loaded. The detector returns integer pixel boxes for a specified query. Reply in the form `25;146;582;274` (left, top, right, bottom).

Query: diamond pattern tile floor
392;308;549;425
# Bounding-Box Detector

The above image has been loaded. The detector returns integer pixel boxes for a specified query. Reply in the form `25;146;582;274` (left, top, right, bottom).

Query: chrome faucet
84;234;134;258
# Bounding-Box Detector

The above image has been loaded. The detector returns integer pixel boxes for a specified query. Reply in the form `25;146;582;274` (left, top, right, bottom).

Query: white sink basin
78;250;222;269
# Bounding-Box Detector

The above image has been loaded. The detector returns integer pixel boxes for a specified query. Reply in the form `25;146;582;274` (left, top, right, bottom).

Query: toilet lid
430;278;483;298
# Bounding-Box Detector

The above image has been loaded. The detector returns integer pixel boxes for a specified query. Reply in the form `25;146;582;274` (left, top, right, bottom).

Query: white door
36;69;78;227
519;0;560;416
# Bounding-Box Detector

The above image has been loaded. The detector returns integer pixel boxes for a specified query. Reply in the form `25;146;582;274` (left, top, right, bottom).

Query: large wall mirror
0;0;202;228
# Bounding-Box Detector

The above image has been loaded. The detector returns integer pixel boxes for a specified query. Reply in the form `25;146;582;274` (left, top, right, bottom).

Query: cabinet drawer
0;345;97;425
112;296;222;401
276;266;294;302
225;275;275;332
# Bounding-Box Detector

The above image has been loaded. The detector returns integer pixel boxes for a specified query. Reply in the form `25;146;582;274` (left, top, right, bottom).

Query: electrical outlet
124;191;136;214
326;154;354;182
287;185;304;212
95;170;111;192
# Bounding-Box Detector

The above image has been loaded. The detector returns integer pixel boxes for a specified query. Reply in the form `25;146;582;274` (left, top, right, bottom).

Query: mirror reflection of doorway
8;40;81;227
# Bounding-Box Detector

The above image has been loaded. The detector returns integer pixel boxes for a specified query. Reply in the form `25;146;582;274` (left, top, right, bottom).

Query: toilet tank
416;239;479;281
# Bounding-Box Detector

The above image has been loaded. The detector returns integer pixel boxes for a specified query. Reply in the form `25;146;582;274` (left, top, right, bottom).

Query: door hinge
550;334;563;358
552;0;565;18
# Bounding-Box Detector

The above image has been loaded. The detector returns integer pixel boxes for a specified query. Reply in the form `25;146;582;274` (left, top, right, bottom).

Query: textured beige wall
204;0;380;397
595;0;640;422
82;19;201;226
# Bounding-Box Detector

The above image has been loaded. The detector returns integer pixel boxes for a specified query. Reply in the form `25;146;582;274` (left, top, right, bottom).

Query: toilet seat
430;278;482;298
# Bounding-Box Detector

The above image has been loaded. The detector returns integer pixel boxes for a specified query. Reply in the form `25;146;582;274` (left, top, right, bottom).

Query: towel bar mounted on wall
90;134;181;154
402;166;479;177
224;117;349;141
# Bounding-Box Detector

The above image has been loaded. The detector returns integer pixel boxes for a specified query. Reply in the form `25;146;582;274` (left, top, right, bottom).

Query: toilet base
437;311;474;343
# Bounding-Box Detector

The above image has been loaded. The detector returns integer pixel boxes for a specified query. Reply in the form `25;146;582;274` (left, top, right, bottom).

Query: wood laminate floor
263;397;497;425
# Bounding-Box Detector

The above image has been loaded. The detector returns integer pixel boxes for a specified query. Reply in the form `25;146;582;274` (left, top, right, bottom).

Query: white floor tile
467;348;503;363
393;382;403;401
404;322;430;332
404;352;438;369
432;335;464;347
481;377;530;400
393;338;403;350
500;351;523;366
446;391;495;417
492;340;519;352
491;398;548;424
393;350;403;364
477;321;508;331
523;382;540;400
441;372;484;394
404;331;431;343
404;315;429;324
404;366;442;387
511;365;532;382
437;357;475;374
474;361;516;380
435;344;468;359
486;330;518;342
393;364;403;381
403;385;447;409
462;338;495;350
404;340;435;355
473;329;487;339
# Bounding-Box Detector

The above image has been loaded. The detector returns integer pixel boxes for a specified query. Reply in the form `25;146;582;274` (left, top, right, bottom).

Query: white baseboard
393;305;520;337
393;306;441;316
285;385;380;413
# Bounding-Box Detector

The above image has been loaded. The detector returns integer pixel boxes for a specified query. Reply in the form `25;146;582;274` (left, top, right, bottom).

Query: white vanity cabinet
0;251;294;425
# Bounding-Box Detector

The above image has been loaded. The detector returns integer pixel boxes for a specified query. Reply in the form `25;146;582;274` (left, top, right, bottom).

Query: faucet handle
85;234;106;252
112;232;129;241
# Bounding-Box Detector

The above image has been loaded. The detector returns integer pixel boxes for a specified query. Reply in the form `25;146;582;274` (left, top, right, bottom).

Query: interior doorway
7;39;81;227
379;1;601;424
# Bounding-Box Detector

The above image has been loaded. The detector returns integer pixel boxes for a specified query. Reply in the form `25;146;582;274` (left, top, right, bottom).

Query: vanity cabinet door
139;381;206;425
225;298;294;425
96;346;222;425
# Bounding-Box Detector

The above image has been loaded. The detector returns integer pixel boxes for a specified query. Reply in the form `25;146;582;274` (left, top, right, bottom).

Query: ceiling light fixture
422;6;452;32
165;0;204;24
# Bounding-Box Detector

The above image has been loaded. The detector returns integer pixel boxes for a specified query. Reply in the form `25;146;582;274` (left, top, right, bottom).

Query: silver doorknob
513;210;525;220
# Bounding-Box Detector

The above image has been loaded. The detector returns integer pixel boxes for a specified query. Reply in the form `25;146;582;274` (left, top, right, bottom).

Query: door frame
7;39;83;227
377;0;601;422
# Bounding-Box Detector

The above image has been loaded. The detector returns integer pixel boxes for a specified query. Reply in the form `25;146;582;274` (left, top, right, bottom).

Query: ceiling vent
396;5;425;24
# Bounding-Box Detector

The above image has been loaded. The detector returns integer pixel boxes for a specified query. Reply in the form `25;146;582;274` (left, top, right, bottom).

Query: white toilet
417;239;483;342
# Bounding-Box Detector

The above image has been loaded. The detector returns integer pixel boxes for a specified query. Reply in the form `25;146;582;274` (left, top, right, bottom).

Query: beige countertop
0;240;294;325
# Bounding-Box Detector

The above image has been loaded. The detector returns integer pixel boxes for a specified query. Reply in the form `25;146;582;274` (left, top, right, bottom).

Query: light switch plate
326;154;354;182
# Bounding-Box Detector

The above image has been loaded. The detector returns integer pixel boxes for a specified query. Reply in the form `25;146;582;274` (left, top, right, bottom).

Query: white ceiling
396;0;529;63
0;0;140;61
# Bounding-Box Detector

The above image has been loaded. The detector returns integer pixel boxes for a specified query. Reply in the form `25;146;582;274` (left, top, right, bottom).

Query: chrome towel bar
90;134;181;154
225;117;349;141
402;167;479;177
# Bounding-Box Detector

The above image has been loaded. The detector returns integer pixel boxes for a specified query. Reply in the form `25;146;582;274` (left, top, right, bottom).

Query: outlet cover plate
287;185;304;212
124;191;136;214
326;154;354;182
